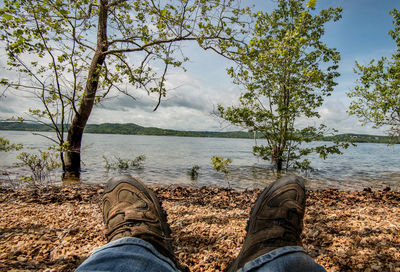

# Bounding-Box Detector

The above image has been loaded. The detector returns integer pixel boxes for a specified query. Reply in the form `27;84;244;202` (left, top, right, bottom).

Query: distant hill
85;123;256;138
0;121;255;139
0;121;398;144
321;133;399;144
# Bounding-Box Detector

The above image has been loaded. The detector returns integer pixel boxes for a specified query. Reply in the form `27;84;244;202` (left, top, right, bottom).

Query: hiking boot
102;175;187;271
225;175;306;271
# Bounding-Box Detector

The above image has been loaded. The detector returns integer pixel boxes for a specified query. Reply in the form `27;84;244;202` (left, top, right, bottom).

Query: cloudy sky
1;0;399;135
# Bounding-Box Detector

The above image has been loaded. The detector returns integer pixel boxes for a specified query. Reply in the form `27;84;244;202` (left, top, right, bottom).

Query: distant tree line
1;121;398;144
320;134;399;144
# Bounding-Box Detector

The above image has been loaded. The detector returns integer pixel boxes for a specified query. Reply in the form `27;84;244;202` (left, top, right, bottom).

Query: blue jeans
76;237;326;272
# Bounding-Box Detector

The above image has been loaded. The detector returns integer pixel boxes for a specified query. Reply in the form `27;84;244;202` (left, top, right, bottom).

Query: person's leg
76;175;186;272
225;175;326;272
238;246;326;272
76;237;179;272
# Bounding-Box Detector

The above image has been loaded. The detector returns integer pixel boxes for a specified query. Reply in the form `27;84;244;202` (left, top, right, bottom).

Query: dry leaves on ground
0;185;399;271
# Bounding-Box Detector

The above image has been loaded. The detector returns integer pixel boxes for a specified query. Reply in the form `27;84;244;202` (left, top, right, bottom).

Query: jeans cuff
239;246;306;272
91;237;178;270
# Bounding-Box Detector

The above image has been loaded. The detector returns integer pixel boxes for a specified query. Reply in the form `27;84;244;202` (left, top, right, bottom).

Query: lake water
1;130;399;190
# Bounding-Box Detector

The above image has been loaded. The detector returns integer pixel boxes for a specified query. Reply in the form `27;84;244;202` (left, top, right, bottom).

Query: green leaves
0;137;23;152
187;165;200;180
211;156;232;187
306;0;317;9
2;13;13;21
103;154;146;172
348;8;400;141
211;156;232;175
16;150;61;185
219;0;345;172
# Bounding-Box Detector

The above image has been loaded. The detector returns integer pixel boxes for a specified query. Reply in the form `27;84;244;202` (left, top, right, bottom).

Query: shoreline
1;185;399;271
1;172;399;192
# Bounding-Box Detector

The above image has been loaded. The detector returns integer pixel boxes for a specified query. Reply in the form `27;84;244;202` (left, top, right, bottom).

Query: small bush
211;156;232;175
211;156;232;188
16;150;61;186
188;165;200;180
103;154;146;172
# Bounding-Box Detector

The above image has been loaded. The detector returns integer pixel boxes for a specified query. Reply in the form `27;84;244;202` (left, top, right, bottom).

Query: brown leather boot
102;175;187;271
225;175;306;271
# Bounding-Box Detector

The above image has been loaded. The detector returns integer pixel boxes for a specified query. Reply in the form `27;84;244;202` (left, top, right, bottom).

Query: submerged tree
0;0;248;179
218;0;348;172
348;9;400;142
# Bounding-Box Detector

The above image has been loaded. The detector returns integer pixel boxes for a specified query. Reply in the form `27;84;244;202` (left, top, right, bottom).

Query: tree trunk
63;0;108;180
272;146;283;173
64;127;83;179
276;158;283;172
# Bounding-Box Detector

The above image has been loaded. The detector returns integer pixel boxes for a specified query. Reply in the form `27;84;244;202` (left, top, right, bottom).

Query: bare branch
32;132;59;144
153;44;172;111
105;35;196;55
31;7;62;138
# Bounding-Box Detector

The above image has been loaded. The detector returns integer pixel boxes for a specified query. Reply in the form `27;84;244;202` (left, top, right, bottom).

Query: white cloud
1;0;397;137
317;98;387;135
89;70;242;131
